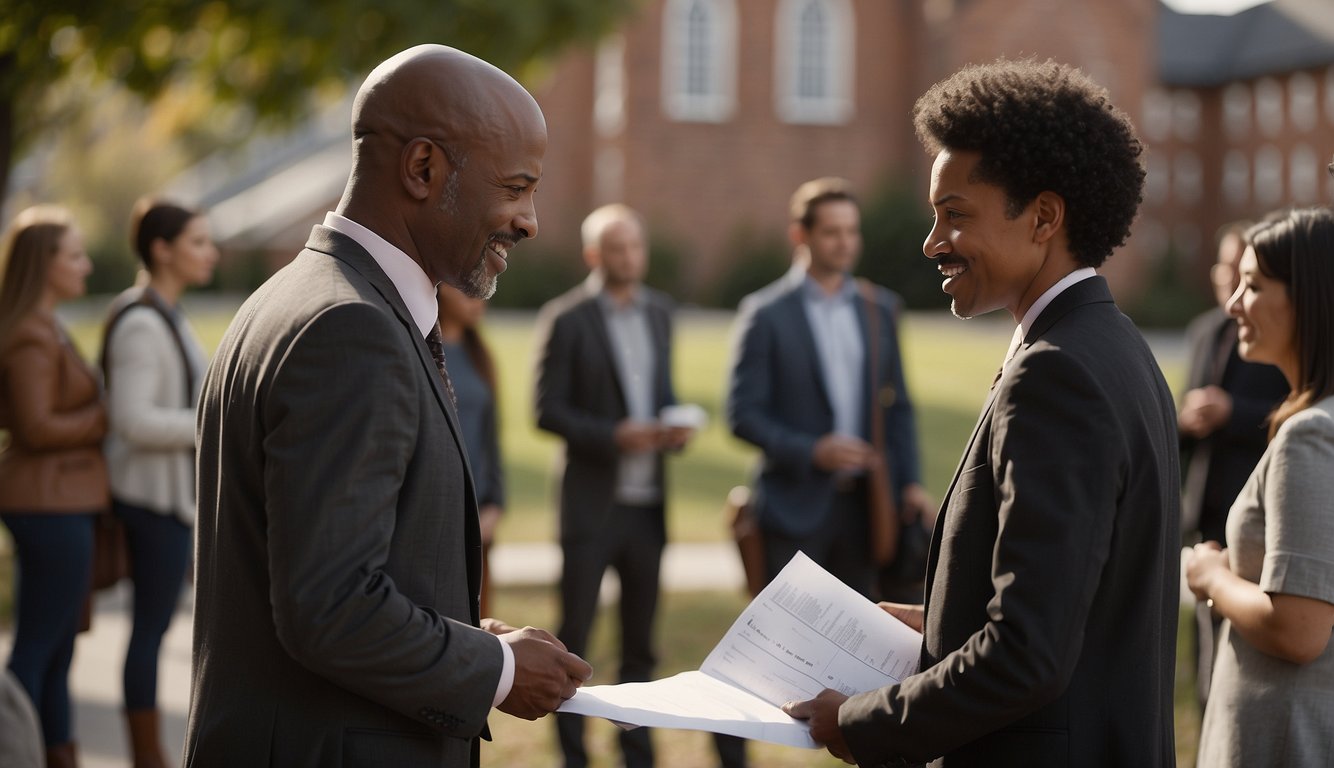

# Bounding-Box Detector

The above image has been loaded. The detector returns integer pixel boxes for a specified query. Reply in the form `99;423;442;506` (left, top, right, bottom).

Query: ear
1031;191;1065;245
401;138;438;201
788;221;807;249
149;237;172;270
582;245;601;272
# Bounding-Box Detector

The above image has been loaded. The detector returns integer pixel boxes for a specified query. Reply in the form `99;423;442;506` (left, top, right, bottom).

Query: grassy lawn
2;296;1194;763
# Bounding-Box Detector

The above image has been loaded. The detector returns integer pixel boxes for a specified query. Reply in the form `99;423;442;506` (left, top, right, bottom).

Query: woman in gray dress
1186;207;1334;766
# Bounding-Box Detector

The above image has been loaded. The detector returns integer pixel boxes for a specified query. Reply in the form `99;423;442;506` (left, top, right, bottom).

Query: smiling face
44;227;92;303
924;149;1056;321
1226;246;1297;374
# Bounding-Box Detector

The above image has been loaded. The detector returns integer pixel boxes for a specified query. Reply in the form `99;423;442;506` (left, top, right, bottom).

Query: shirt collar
800;272;858;303
323;212;439;338
589;272;645;311
1019;267;1097;339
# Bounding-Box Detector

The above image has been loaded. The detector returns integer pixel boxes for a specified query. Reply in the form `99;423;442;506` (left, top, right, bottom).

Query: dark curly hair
912;58;1145;268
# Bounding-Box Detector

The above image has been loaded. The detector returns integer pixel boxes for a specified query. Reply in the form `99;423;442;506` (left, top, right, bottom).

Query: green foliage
0;0;642;204
857;175;944;310
1124;245;1212;330
708;225;791;309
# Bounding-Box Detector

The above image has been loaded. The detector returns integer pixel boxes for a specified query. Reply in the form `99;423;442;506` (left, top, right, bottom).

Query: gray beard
460;251;496;300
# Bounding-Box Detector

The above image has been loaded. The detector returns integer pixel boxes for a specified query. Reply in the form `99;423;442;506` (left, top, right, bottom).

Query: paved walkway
0;542;739;766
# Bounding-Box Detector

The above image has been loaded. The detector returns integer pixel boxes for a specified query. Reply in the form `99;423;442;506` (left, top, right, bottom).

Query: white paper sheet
558;551;922;748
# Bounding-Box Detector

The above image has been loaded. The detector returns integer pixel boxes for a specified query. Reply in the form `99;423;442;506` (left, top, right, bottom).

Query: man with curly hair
785;59;1180;767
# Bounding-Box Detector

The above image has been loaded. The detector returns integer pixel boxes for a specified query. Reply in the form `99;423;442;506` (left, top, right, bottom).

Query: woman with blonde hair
101;199;217;767
0;205;109;768
1186;207;1334;766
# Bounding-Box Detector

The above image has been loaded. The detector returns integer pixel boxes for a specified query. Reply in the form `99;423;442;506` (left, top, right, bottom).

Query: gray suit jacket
727;279;921;538
840;277;1180;767
185;226;501;768
533;279;675;543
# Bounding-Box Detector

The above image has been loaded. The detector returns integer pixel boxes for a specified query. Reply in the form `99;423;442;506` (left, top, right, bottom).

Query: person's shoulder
857;279;903;314
4;313;59;353
642;285;676;312
1184;306;1227;340
1277;397;1334;442
537;282;595;320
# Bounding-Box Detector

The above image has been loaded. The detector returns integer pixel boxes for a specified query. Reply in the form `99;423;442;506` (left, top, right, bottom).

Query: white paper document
558;551;922;748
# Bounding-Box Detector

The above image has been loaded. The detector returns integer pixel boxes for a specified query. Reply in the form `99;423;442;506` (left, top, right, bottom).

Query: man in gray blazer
533;204;705;768
785;59;1180;767
186;45;590;768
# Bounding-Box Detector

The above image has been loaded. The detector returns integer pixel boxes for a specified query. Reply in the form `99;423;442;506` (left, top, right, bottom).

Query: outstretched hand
497;627;593;720
783;689;854;764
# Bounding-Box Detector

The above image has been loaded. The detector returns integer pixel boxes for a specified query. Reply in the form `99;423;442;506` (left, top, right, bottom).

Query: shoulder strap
857;279;885;455
100;287;195;404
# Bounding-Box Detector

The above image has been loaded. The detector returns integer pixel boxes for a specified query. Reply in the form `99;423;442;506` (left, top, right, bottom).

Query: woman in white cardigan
101;200;216;768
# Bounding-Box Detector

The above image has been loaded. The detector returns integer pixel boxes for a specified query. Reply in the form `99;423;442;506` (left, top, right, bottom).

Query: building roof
1159;0;1334;86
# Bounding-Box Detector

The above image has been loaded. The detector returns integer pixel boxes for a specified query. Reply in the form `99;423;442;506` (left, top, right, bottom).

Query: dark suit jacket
1179;307;1288;543
726;278;921;538
185;226;501;768
533;279;676;543
840;277;1180;767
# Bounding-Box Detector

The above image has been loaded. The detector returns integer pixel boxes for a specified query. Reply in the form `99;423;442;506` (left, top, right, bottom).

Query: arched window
662;0;737;122
775;0;854;124
1223;149;1250;207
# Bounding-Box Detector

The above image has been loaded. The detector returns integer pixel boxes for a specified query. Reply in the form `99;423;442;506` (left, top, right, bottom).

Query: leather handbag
90;511;130;590
860;281;899;566
724;485;768;597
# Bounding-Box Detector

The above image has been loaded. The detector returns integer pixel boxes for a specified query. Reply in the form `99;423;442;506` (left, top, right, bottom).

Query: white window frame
661;0;738;123
774;0;854;124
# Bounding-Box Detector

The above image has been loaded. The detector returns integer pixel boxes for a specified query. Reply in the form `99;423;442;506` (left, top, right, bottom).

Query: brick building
194;0;1334;306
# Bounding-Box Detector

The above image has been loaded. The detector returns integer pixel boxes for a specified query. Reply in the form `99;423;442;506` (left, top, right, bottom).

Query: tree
0;0;640;209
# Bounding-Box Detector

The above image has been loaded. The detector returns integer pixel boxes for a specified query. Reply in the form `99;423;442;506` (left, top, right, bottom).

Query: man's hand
497;628;593;720
900;482;935;527
615;420;663;454
479;504;503;545
1178;386;1233;439
479;617;518;635
660;425;694;451
813;435;875;473
879;601;924;633
783;689;854;764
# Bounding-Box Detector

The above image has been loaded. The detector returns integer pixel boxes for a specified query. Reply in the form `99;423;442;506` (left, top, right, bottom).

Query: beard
459;251;496;300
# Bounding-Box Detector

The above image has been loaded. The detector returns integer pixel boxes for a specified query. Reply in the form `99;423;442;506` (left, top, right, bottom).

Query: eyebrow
932;193;963;207
503;173;540;184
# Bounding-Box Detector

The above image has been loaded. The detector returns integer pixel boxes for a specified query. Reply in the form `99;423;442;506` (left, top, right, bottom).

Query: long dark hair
0;206;74;351
1246;207;1334;438
459;326;496;393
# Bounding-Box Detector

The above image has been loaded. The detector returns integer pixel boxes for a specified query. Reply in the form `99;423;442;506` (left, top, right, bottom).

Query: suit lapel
776;289;834;411
303;226;478;496
577;293;629;412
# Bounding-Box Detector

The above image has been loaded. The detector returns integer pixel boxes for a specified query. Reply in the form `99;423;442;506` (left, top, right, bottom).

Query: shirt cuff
492;635;515;708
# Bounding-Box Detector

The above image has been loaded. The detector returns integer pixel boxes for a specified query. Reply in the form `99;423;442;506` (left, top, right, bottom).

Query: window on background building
1290;145;1318;203
661;0;738;122
1223;83;1251;140
1172;91;1201;141
774;0;854;124
1223;149;1250;207
1174;151;1202;205
1255;78;1284;137
1326;65;1334;125
1289;72;1317;132
1145;154;1169;205
1142;88;1171;142
1137;218;1168;261
595;34;626;138
1255;144;1284;205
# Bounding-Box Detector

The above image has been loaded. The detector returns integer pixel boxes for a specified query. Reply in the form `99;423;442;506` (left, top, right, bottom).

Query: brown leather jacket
0;312;109;513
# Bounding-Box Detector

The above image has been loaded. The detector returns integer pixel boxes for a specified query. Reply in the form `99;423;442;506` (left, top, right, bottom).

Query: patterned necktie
424;325;458;408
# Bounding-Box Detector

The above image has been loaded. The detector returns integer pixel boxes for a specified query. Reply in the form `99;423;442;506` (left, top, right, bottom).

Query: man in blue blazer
785;59;1179;768
727;177;928;598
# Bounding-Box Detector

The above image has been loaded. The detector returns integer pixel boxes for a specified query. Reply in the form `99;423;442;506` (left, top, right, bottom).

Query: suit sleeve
106;309;196;450
261;303;501;738
533;305;619;460
840;348;1121;764
726;304;819;473
4;333;106;450
880;294;922;491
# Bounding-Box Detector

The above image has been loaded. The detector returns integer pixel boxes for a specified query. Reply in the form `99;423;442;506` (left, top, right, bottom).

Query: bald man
185;46;591;767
